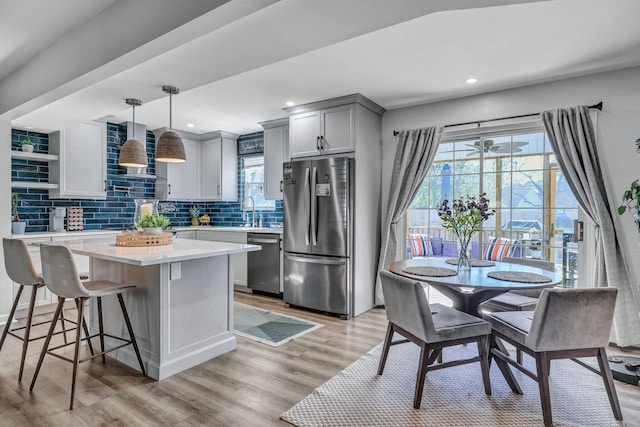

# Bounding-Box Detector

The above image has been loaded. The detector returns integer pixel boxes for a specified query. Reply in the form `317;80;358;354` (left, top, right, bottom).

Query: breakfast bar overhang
66;238;260;380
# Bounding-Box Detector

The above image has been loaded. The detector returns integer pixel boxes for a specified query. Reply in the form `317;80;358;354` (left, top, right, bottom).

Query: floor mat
234;302;323;347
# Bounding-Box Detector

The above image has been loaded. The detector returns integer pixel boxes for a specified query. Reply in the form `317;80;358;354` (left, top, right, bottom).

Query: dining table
388;257;562;317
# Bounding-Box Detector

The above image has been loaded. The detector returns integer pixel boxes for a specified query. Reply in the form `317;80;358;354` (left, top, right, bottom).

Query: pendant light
118;98;148;167
155;85;186;163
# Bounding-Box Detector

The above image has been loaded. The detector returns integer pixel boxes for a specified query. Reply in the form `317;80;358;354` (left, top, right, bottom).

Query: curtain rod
392;101;603;136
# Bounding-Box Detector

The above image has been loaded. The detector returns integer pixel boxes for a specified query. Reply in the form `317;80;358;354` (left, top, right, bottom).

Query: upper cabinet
155;137;200;200
154;129;237;201
49;121;107;199
260;118;289;200
201;131;238;201
288;104;354;158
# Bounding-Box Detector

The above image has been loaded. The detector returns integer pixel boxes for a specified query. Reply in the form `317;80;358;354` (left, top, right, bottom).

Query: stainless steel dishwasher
247;233;281;295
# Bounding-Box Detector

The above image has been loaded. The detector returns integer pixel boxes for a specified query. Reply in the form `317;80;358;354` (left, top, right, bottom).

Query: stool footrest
46;333;134;365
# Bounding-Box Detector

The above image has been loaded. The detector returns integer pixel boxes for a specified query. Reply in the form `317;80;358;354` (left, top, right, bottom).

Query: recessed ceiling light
466;78;478;84
286;101;295;107
186;123;195;128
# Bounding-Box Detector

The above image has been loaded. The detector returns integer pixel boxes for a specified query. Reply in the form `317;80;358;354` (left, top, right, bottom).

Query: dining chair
378;270;492;409
30;244;146;410
479;256;555;363
484;287;622;427
0;238;71;381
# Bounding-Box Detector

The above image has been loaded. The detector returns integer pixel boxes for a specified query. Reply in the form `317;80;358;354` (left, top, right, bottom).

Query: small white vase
21;144;34;153
12;221;26;234
143;227;162;235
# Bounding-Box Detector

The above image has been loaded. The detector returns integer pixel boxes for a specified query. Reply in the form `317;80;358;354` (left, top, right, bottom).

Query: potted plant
11;193;26;234
189;205;201;226
618;178;640;232
21;138;35;153
136;214;170;235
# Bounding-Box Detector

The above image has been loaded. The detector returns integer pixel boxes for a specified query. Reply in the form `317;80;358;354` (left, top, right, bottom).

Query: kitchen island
65;238;260;380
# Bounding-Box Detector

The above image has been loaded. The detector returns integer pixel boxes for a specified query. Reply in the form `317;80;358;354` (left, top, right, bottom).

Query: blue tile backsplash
11;126;282;233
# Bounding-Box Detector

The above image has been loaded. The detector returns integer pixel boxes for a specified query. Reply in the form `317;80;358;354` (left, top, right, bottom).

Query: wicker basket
116;231;173;247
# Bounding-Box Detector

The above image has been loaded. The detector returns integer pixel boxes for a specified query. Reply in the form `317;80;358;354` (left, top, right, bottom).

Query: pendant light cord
169;91;173;130
132;103;136;139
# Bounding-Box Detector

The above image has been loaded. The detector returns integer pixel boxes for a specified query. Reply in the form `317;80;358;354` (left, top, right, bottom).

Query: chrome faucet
243;196;256;227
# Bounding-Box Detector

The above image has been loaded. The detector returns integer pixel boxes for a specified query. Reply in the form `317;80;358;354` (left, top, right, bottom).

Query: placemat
445;258;495;267
402;266;458;277
487;271;552;283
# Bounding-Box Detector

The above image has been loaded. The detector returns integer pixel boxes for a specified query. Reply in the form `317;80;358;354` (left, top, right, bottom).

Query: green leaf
618;206;627;215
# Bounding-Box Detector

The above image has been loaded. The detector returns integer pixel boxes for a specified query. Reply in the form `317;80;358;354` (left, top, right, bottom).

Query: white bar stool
30;244;146;410
0;238;72;381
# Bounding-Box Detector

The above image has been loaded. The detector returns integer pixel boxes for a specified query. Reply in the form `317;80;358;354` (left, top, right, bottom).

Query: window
408;127;579;286
243;156;275;210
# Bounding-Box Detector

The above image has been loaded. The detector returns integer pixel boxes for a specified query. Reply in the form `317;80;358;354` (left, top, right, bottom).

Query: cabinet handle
280;180;283;192
104;180;107;192
168;184;172;195
320;135;325;150
217;184;221;195
316;136;320;150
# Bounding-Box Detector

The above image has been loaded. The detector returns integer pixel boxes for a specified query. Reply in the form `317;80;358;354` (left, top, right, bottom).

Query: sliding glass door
407;129;580;286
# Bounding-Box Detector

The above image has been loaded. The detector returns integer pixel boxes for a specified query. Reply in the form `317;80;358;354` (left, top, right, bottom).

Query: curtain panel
542;105;640;346
375;127;442;305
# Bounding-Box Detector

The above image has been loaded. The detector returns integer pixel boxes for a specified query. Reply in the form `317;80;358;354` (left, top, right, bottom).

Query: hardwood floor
1;292;639;426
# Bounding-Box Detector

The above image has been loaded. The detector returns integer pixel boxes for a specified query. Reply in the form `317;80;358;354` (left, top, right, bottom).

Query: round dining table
388;258;562;317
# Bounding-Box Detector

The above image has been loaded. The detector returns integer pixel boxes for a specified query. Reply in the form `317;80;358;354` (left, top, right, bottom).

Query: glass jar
133;199;159;230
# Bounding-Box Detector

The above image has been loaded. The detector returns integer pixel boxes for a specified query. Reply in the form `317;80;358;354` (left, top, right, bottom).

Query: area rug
234;302;323;347
281;342;624;426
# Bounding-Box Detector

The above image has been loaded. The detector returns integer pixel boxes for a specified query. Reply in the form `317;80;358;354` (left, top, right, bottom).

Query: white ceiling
3;0;640;135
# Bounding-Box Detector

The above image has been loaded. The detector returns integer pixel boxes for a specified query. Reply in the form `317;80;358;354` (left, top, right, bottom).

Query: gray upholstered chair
479;257;555;364
30;244;146;410
0;238;71;381
378;270;492;409
484;287;622;427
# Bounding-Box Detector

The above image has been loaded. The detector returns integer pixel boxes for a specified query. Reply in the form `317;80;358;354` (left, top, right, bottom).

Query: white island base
69;239;259;380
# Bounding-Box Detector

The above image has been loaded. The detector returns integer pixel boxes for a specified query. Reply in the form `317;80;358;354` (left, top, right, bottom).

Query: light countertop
16;226;282;239
56;238;260;266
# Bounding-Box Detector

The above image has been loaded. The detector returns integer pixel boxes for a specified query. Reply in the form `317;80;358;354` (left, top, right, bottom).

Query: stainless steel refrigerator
283;157;354;319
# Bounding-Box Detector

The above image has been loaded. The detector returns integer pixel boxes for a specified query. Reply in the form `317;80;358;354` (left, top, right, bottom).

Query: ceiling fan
460;139;528;156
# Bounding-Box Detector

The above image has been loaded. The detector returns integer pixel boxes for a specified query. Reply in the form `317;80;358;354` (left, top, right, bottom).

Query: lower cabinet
196;230;249;291
174;231;197;239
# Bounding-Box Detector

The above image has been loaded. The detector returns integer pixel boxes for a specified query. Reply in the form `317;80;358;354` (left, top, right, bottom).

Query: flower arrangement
437;193;494;240
437;194;494;271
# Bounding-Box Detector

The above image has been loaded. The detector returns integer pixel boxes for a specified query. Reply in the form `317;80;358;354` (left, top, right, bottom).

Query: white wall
0;119;12;326
381;66;640;295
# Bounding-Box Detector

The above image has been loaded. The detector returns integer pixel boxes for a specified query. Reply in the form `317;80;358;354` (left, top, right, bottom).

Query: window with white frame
407;124;580;286
243;156;275;210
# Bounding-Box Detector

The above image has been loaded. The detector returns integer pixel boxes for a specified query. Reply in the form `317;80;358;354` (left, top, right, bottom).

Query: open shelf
11;151;59;161
11;181;59;190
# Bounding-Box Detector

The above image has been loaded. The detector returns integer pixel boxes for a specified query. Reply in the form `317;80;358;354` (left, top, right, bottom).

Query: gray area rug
234;302;322;347
281;341;623;426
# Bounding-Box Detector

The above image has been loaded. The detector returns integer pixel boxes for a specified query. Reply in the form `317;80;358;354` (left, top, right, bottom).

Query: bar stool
30;244;146;410
0;238;72;381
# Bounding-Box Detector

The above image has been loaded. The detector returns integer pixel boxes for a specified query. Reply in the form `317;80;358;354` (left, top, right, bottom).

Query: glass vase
134;199;159;230
457;235;472;273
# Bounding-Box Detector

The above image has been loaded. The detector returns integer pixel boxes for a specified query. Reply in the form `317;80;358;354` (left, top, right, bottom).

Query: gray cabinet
288;104;354;158
196;230;249;290
201;131;238;201
155;136;200;201
49;121;107;199
260;118;289;200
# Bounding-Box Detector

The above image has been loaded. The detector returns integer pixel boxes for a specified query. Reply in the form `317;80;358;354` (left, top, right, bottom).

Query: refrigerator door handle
311;166;318;246
304;167;310;246
284;254;347;265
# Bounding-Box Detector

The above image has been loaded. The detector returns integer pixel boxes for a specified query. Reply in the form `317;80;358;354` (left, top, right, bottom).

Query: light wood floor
0;292;639;426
